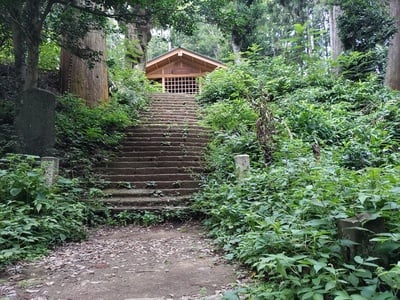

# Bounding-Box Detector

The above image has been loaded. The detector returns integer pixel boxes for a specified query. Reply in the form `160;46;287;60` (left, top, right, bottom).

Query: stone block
15;88;56;156
234;154;250;181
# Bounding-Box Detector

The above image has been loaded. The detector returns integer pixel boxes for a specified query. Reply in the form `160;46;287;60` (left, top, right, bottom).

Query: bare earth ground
0;222;248;300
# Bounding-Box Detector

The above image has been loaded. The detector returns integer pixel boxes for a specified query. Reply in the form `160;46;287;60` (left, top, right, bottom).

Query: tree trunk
11;19;26;91
23;0;42;91
60;28;109;107
385;0;400;90
231;28;242;64
329;5;343;61
126;21;152;71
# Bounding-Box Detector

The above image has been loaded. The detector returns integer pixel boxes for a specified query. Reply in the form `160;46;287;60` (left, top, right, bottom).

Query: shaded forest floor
0;222;249;300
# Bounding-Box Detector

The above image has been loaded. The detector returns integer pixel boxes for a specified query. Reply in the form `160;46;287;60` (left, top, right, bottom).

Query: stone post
337;213;385;262
41;157;59;187
234;154;250;181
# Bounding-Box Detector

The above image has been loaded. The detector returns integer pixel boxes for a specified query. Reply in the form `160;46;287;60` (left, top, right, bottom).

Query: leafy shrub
109;66;160;108
0;156;90;267
197;65;257;104
195;55;400;299
55;94;143;177
200;98;257;132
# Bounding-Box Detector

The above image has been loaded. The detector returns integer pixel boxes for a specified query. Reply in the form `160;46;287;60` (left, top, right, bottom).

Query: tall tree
385;0;400;90
329;5;343;61
122;0;196;70
199;0;263;63
60;27;108;106
336;0;396;80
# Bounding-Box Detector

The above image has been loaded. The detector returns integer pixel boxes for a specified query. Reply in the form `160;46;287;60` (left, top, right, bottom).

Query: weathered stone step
103;195;191;207
102;173;197;182
102;166;203;175
141;116;200;122
102;161;201;168
120;145;206;152
116;151;204;157
106;205;191;213
122;136;210;143
111;155;202;162
140;121;201;127
104;180;200;189
121;141;208;148
125;130;210;137
103;188;199;197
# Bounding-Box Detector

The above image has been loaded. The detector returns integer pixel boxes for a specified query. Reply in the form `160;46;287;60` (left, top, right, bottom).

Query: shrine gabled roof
145;47;226;74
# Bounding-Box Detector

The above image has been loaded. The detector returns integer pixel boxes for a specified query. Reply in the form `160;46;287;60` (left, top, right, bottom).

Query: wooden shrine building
145;47;225;94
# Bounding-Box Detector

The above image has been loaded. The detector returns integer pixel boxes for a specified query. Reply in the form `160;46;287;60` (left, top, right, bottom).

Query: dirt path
0;222;247;300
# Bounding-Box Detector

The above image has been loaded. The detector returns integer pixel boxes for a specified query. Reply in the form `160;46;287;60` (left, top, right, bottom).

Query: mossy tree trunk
385;0;400;90
60;28;109;107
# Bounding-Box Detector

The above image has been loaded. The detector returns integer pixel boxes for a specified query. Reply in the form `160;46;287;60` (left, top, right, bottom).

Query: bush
195;55;400;299
197;65;257;104
55;92;149;178
0;156;90;267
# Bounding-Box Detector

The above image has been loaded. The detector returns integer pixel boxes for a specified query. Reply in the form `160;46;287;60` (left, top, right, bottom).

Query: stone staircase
97;93;210;212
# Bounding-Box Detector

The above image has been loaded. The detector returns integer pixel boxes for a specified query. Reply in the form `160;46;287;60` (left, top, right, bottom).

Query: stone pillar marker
41;157;59;187
15;88;56;156
234;154;250;181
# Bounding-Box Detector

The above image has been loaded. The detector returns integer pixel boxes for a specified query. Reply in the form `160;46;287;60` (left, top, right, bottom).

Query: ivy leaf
313;293;324;300
354;256;364;264
325;281;336;291
10;187;22;197
313;261;327;274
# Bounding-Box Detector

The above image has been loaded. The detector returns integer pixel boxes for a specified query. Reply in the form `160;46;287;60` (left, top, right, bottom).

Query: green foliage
338;0;396;52
336;0;396;82
200;98;257;132
195;56;400;298
0;155;90;267
38;40;60;71
55;94;138;177
108;66;160;107
197;65;257;104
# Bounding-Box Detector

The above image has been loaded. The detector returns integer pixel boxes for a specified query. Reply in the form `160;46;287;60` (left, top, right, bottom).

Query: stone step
102;161;202;168
121;141;208;148
105;205;191;213
102;173;197;182
103;180;200;189
125;130;210;137
108;155;202;164
101;166;203;175
120;145;206;152
122;136;210;143
141;115;200;121
115;151;204;157
103;188;199;197
102;195;192;207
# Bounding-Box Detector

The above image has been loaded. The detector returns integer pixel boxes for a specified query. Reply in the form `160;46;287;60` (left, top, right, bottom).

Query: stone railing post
41;157;59;187
234;154;250;181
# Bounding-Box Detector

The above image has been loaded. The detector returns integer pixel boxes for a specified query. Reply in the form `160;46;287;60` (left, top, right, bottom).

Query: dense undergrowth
0;67;157;267
195;57;400;299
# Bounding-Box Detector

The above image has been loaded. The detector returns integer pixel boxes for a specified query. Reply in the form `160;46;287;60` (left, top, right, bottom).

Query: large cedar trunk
385;0;400;90
60;28;108;107
11;18;26;91
329;5;343;61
